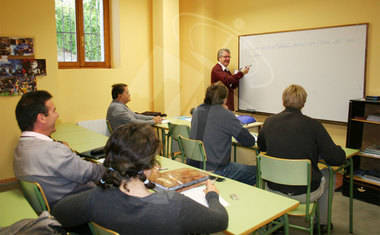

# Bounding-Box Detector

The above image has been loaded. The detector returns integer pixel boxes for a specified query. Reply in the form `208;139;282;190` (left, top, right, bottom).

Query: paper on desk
176;116;192;121
250;132;257;142
97;158;105;164
181;185;229;208
161;119;169;124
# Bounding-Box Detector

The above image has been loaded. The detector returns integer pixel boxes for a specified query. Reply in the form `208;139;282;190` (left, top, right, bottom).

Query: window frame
57;0;111;69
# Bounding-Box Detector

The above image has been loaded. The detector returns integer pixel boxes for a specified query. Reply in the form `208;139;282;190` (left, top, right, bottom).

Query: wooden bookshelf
343;99;380;205
351;118;380;125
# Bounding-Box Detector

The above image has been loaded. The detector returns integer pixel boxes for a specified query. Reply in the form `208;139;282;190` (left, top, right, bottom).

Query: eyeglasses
221;56;230;58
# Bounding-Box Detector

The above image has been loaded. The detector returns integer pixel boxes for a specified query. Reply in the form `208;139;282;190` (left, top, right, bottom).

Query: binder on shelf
365;96;380;101
361;144;380;156
367;114;380;122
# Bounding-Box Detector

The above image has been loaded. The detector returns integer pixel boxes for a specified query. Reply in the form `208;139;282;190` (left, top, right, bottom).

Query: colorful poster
0;37;11;56
9;38;34;56
0;59;43;96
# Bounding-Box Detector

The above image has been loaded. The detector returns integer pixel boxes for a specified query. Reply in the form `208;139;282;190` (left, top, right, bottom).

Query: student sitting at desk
53;123;228;235
13;91;105;208
106;83;162;131
257;84;345;234
189;82;257;185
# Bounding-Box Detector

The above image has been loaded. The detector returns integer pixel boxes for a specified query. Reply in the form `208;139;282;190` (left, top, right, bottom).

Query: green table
158;157;299;235
155;116;263;158
0;189;37;227
318;147;359;234
52;123;108;153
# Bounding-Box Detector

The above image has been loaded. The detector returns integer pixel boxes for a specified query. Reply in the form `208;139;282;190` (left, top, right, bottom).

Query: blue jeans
186;159;257;185
214;162;256;186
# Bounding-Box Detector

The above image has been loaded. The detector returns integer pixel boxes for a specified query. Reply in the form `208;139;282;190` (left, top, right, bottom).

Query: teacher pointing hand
211;48;250;111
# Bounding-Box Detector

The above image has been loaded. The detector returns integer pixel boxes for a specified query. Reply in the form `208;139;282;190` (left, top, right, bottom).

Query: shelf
358;152;380;159
351;118;380;125
345;100;380;204
351;175;380;187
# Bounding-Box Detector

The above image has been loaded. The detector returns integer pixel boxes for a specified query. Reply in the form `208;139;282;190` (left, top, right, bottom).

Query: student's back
53;123;228;235
53;187;228;235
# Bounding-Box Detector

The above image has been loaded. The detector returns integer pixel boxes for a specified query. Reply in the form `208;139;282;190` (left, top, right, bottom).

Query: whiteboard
238;24;367;122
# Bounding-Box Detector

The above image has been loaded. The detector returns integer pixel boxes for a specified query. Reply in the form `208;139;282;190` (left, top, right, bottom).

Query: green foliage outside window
55;0;104;62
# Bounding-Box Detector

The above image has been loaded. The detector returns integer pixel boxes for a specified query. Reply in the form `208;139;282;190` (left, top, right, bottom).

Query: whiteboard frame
238;23;368;123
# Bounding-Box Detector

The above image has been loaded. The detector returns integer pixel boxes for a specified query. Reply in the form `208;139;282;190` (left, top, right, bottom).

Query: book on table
150;168;209;191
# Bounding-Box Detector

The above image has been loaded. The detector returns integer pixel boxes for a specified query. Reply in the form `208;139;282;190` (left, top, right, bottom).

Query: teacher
211;48;250;111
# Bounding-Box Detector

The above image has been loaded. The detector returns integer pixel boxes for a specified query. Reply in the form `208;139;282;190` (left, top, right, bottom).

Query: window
55;0;110;68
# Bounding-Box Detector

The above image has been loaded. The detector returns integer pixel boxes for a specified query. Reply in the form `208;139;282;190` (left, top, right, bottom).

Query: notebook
181;185;229;208
150;168;209;191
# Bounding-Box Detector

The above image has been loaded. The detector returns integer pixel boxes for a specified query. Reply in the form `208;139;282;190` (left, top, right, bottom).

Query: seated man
106;83;162;131
257;84;345;234
189;82;256;185
14;90;105;208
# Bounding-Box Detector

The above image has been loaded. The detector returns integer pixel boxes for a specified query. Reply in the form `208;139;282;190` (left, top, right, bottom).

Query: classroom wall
57;0;154;123
179;0;380;144
1;0;380;181
0;0;155;181
0;0;59;181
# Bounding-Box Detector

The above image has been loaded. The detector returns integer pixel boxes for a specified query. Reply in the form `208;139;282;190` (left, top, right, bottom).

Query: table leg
283;214;289;235
349;157;353;233
233;144;237;162
327;167;333;235
161;128;167;158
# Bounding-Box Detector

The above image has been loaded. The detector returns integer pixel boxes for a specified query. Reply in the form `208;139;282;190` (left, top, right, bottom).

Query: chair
106;119;113;134
89;222;119;235
166;123;190;161
256;154;320;235
19;180;50;215
177;135;207;170
77;119;110;136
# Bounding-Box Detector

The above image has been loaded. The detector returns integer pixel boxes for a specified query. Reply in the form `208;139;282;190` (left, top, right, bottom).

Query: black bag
139;111;167;117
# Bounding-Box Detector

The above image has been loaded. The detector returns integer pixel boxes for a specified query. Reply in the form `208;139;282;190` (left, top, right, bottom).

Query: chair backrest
178;135;207;170
89;222;119;235
257;154;311;186
167;123;190;160
106;119;113;134
77;119;110;136
168;123;190;141
257;154;313;217
19;180;50;215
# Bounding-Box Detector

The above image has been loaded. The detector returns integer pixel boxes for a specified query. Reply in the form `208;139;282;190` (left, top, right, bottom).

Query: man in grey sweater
190;82;257;185
14;91;105;208
106;83;162;131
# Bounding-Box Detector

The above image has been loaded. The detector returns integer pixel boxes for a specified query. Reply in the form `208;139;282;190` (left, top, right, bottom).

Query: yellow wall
179;0;380;145
57;0;154;123
152;0;181;116
1;0;380;181
180;0;380;114
0;0;154;181
0;0;59;181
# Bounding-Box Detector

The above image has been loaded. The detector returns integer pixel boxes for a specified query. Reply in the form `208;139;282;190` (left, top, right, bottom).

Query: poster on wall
0;36;45;96
0;59;45;96
0;37;11;56
10;38;34;57
0;37;34;57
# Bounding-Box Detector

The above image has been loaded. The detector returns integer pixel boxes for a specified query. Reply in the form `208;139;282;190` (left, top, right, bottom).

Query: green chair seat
89;222;119;235
288;202;317;216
